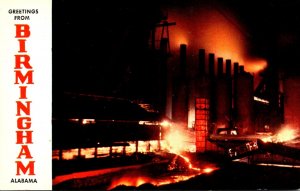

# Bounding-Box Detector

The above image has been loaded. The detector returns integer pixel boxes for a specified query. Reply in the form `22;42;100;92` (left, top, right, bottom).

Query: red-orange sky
160;4;267;74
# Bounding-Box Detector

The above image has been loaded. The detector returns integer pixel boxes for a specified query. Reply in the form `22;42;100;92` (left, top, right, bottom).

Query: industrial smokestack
180;44;187;76
234;62;239;77
236;68;254;134
209;53;215;77
225;59;234;126
217;57;223;77
199;49;205;75
239;65;245;73
226;59;231;78
233;62;239;122
209;53;216;123
172;44;188;126
215;57;232;135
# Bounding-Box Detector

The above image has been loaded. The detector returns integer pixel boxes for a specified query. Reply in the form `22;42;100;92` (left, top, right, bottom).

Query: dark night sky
53;0;300;100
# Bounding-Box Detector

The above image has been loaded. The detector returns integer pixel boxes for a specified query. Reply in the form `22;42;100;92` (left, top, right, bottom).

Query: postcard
1;0;300;190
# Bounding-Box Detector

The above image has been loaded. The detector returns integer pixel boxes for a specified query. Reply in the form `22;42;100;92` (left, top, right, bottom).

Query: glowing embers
262;127;298;143
108;176;158;190
107;153;218;190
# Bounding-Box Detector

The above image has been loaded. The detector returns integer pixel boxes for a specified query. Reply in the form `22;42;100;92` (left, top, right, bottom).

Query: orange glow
160;120;171;127
203;167;215;174
276;127;297;142
168;4;266;74
262;127;298;143
108;176;157;190
169;7;245;64
163;126;202;171
174;154;201;171
107;170;208;190
174;32;188;47
244;58;267;73
62;149;79;160
164;130;186;153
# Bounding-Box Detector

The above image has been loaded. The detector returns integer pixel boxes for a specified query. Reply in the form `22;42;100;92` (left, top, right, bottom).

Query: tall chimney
180;44;187;76
199;49;205;75
239;65;245;73
233;62;239;121
172;44;188;126
224;59;233;124
234;62;239;77
208;53;215;77
217;57;223;77
208;53;216;122
226;59;231;78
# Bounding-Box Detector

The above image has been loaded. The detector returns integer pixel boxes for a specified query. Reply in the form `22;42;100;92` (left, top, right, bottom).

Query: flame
262;127;298;143
164;130;186;153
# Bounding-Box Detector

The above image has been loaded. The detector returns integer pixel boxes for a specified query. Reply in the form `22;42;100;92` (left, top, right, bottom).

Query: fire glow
107;176;158;190
164;130;187;153
107;124;218;190
262;127;298;143
107;166;217;190
167;3;267;74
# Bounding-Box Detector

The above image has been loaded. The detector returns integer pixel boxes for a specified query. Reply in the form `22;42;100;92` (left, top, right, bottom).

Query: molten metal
108;176;157;190
107;124;219;190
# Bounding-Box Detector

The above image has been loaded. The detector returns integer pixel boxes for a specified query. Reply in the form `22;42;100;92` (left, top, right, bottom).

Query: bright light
69;118;79;122
262;126;298;143
254;96;269;104
139;121;158;125
82;119;96;125
164;130;185;153
276;128;297;142
160;120;171;127
203;167;214;174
